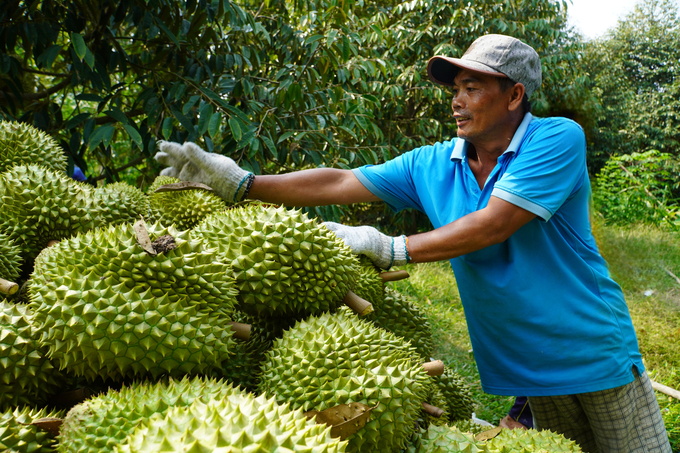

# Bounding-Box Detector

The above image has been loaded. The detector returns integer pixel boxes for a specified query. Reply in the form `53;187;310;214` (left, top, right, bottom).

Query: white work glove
154;141;253;203
324;222;410;269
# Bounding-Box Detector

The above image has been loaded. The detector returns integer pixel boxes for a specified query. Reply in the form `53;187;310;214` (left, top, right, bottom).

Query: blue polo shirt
353;113;644;396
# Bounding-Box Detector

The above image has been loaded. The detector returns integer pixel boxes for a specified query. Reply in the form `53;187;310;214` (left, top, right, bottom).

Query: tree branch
0;77;72;101
90;155;148;182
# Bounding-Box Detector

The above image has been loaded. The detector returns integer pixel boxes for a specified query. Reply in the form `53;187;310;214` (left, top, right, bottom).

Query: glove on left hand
323;222;409;269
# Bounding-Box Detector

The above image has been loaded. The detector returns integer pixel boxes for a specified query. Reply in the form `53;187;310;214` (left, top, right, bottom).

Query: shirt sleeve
352;146;431;213
492;118;587;221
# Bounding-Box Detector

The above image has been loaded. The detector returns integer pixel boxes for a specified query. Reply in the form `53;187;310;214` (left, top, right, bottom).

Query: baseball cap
427;34;542;98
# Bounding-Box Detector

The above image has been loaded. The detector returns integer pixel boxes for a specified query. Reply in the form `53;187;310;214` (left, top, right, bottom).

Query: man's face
450;69;513;143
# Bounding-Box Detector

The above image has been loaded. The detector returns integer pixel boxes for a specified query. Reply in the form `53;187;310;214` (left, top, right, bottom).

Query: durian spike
343;290;374;316
228;322;252;341
47;239;60;247
422;360;445;376
379;270;410;282
134;218;157;256
0;277;19;295
154;181;215;193
422;402;445;418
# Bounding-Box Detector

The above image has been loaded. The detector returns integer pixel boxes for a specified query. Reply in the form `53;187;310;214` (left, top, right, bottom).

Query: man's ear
508;83;525;112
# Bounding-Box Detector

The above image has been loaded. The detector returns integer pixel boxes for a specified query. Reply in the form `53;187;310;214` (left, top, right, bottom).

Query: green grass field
389;221;680;450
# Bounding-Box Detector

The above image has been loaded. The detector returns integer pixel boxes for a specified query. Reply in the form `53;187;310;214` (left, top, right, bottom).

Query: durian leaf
304;402;377;440
28;417;63;436
475;426;502;441
134;219;157;256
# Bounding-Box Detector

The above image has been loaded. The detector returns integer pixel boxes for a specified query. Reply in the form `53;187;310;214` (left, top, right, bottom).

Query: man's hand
324;222;409;269
155;141;253;202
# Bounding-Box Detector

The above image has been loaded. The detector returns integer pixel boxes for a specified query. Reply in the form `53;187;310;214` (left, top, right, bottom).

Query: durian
58;376;239;453
406;424;486;453
483;428;583;452
368;287;435;359
259;310;429;453
0;301;64;410
0;406;65;453
194;204;360;317
28;222;239;381
96;181;150;225
115;390;347;453
147;175;227;229
434;366;475;423
0;230;22;283
0;121;66;174
0;165;146;266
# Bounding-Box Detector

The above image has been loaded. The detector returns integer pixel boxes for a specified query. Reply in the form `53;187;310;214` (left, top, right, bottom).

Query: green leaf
305;34;324;45
154;17;180;47
84;48;95;69
71;32;87;61
162;117;174;140
277;131;295;144
123;124;143;148
65;113;91;130
170;107;196;136
37;45;62;69
198;103;213;135
88;125;115;150
229;117;242;141
75;93;103;102
208;113;221;138
103;108;129;125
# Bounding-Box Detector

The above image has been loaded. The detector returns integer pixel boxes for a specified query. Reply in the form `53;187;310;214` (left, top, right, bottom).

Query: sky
566;0;680;39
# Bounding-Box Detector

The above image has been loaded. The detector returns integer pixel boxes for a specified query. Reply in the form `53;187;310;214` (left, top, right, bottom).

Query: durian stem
0;277;18;295
379;270;410;282
47;239;60;247
651;380;680;400
228;322;251;341
154;181;215;193
343;291;374;316
422;402;445;418
422;360;445;376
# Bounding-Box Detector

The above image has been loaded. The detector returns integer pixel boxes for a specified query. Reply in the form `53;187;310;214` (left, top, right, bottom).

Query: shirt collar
450;112;533;162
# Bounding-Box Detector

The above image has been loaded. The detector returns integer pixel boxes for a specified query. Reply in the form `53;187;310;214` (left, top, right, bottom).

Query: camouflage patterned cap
427;34;542;98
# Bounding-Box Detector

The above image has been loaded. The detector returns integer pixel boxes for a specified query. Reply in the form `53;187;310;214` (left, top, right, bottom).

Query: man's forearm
247;168;380;206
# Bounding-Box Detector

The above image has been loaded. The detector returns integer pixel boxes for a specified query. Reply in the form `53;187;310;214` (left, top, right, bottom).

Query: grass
388;221;680;450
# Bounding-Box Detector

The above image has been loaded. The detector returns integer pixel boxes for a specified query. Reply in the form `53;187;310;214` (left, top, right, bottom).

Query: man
155;34;671;452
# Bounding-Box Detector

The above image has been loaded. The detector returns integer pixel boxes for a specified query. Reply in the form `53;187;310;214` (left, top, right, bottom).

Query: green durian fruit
483;428;583;452
451;419;489;436
28;223;239;381
58;376;238;453
353;255;385;306
0;121;66;174
0;406;65;453
194;204;360;317
147;175;227;229
0;165;147;266
0;301;64;410
259;311;429;453
368;287;435;359
433;366;476;423
422;384;451;427
115;391;347;453
0;231;22;298
406;424;486;453
96;181;150;224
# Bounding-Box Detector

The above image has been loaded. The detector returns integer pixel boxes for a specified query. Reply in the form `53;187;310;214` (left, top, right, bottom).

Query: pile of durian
0;121;582;453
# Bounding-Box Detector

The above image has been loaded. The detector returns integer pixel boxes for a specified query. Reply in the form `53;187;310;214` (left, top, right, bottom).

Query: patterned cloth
528;369;671;453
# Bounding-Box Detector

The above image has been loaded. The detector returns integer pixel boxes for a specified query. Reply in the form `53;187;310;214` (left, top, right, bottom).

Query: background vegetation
1;0;679;448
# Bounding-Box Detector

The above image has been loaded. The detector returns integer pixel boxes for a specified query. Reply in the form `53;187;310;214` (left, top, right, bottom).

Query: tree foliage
1;0;593;231
582;0;680;171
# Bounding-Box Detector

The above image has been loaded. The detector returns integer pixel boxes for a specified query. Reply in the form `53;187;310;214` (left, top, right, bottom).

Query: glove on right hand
155;141;253;202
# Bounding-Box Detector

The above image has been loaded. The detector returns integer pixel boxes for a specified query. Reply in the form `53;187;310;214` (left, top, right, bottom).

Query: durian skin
483;428;583;453
115;390;347;453
368;287;435;360
147;175;227;230
434;366;476;423
0;230;22;284
0;165;148;266
0;301;65;411
0;406;65;453
194;204;360;317
96;181;150;225
28;223;239;381
259;311;429;453
57;376;239;453
0;121;67;174
406;424;487;453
